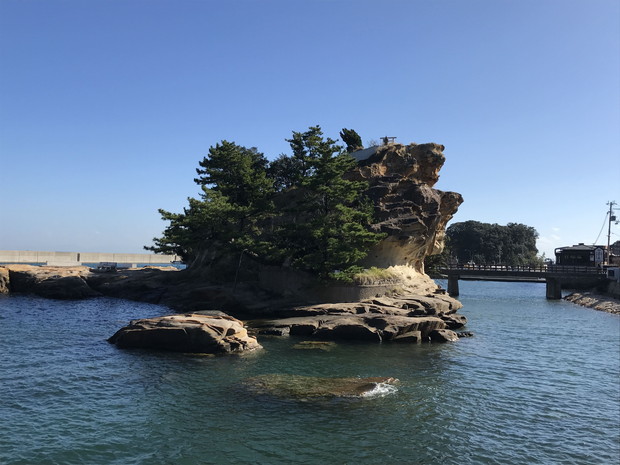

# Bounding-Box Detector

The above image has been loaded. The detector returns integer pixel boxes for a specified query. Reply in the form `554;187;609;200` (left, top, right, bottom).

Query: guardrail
440;264;606;275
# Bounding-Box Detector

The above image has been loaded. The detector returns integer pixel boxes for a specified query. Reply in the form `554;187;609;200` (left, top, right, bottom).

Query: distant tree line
145;127;384;280
426;220;542;269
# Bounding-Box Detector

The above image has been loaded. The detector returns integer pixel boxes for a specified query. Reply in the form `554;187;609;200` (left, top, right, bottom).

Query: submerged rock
244;374;398;399
293;341;337;351
108;313;262;354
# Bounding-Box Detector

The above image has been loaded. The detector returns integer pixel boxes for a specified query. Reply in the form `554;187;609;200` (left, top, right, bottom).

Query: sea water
1;281;619;465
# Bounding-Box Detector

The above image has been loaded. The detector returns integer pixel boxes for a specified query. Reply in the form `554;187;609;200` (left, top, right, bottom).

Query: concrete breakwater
0;250;180;267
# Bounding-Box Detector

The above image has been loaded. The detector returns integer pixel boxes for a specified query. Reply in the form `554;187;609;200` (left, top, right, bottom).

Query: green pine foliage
267;154;305;191
291;133;381;276
193;141;273;209
146;126;385;279
147;142;274;263
145;188;252;263
339;128;363;152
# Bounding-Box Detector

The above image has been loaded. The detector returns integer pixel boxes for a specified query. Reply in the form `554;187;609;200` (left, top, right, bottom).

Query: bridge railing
545;265;606;275
440;264;606;275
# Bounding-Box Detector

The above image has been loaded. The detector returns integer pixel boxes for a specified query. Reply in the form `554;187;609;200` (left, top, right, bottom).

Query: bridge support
447;274;460;297
546;277;562;300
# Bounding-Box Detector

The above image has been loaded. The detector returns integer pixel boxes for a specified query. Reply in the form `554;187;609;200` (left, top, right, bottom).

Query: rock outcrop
1;264;101;299
108;313;262;354
348;143;463;274
253;292;465;343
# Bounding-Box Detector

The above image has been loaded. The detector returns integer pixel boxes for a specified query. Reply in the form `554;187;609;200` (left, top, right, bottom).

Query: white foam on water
361;382;398;398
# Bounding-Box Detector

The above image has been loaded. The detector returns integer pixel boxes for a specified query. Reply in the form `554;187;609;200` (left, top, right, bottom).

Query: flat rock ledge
108;313;262;354
1;264;100;299
252;294;466;343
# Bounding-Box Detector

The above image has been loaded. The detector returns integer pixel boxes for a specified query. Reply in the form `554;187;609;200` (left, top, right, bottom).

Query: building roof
555;243;605;253
350;146;379;162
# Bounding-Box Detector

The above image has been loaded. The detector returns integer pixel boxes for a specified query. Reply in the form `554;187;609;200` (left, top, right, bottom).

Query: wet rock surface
243;374;399;400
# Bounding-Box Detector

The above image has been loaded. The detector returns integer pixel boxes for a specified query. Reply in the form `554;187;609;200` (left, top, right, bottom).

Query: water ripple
0;286;619;465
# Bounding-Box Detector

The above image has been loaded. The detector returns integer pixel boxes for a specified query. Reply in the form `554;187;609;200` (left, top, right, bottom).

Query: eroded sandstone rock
347;143;463;274
108;313;262;354
0;267;9;294
253;293;464;343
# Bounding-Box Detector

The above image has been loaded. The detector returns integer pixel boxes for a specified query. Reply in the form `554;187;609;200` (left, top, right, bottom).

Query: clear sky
1;0;618;260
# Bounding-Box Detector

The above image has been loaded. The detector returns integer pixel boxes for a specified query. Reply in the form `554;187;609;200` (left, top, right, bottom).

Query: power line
593;211;609;244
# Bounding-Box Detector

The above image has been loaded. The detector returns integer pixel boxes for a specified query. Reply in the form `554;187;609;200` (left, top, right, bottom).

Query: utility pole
606;201;618;264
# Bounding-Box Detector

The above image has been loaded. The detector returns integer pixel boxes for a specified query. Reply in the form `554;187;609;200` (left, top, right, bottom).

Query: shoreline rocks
1;265;468;345
564;292;620;315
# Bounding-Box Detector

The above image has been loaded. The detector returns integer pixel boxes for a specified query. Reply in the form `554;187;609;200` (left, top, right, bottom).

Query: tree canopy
444;220;540;265
146;126;384;279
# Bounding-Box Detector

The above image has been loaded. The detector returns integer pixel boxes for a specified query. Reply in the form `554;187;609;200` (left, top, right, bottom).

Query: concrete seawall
0;250;180;267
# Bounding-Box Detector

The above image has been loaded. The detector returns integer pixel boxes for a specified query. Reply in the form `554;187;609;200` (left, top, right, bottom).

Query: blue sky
1;0;618;260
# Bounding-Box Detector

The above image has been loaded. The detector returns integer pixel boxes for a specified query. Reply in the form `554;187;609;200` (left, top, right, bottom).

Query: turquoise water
1;281;619;465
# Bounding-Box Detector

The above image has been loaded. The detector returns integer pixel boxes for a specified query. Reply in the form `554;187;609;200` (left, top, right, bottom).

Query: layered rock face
1;264;101;299
254;292;465;343
349;143;463;273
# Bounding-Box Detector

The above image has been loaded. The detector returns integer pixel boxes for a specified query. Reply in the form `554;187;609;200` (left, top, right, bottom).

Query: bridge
0;250;181;268
439;264;608;299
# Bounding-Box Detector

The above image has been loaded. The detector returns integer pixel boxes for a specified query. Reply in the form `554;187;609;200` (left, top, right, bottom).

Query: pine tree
273;126;384;278
148;142;274;264
194;141;273;209
339;128;363;152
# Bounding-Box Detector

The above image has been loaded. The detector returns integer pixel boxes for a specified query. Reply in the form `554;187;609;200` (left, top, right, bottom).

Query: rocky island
1;139;468;353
